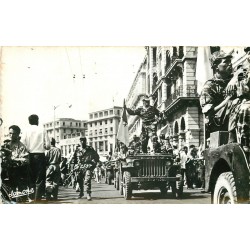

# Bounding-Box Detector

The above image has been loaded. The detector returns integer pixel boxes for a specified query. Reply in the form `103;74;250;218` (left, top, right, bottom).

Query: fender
204;143;250;200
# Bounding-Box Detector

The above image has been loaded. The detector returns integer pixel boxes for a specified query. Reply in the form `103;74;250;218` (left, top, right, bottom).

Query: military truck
203;131;249;204
116;152;183;200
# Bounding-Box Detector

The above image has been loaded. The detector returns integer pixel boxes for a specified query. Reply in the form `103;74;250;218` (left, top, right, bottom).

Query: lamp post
53;103;72;141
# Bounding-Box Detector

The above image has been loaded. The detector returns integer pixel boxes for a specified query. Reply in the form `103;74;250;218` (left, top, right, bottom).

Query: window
57;122;59;126
64;135;67;139
109;110;113;115
99;129;102;135
95;130;97;135
90;114;93;119
76;123;78;127
110;127;113;132
105;128;108;134
153;47;157;67
89;123;92;127
95;142;98;150
94;113;98;118
71;129;73;133
110;119;113;124
64;129;66;133
117;110;120;116
105;141;108;151
95;122;97;126
70;122;72;126
63;122;65;126
79;123;81;127
99;141;104;152
100;121;102;125
105;120;107;124
104;111;108;116
99;112;103;117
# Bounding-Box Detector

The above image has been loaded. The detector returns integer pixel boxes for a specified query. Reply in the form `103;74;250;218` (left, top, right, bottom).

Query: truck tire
119;172;123;195
107;171;112;185
123;171;132;200
213;172;237;204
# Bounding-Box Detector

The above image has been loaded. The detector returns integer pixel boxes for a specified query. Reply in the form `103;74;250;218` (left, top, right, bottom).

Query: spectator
21;114;50;202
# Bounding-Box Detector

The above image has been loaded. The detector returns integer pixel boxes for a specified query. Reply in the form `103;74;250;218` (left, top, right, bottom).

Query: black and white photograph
1;46;250;205
0;1;250;250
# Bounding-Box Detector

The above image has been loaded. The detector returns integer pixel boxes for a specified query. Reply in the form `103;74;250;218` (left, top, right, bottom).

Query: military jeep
116;153;183;200
203;131;250;204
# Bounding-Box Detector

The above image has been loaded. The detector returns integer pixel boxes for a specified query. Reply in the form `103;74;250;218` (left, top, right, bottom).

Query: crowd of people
0;114;100;203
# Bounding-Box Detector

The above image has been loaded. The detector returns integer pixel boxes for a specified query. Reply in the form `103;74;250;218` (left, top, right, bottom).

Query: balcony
164;85;199;108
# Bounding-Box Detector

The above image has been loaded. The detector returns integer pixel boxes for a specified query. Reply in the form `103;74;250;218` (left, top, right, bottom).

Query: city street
52;178;211;204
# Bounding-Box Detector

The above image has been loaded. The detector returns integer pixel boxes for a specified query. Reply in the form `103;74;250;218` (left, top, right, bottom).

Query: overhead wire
65;47;75;84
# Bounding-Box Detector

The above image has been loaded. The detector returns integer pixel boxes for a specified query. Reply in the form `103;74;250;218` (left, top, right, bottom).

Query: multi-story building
43;118;88;157
126;56;147;141
126;46;202;150
87;106;122;157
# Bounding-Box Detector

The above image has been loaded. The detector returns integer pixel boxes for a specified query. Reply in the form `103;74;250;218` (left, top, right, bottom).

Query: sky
0;46;146;132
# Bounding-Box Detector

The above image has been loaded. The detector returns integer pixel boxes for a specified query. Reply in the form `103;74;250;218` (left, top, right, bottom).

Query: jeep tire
123;171;132;200
213;172;237;204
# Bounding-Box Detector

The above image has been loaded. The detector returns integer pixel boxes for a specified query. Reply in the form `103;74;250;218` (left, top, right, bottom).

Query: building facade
126;46;203;150
43;118;88;157
87;106;122;157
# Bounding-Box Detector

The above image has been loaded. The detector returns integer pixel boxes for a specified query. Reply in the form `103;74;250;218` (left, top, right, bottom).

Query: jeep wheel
123;171;132;200
213;172;237;204
119;172;123;195
107;171;112;185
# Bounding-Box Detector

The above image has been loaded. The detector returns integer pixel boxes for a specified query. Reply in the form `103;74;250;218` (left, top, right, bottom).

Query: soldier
128;134;141;154
200;51;234;141
126;95;162;153
73;137;99;201
45;137;61;201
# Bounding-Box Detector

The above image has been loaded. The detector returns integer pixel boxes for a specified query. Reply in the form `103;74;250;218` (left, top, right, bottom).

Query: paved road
52;178;211;204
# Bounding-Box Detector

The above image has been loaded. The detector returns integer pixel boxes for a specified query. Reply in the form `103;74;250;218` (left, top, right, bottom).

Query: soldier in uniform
73;137;99;200
199;50;234;141
126;95;162;153
128;134;141;154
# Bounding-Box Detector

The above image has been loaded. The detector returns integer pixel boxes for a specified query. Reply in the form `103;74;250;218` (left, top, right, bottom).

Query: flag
196;46;213;95
117;99;129;146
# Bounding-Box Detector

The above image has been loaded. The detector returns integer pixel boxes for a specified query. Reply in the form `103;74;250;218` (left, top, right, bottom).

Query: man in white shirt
21;114;50;202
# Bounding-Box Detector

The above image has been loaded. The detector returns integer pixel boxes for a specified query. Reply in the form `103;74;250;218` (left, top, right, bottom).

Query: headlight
165;160;172;166
133;160;140;167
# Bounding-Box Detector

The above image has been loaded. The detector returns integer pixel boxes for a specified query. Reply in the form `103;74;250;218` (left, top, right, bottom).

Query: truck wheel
123;171;132;200
107;171;112;185
213;172;237;204
116;172;119;190
119;172;123;195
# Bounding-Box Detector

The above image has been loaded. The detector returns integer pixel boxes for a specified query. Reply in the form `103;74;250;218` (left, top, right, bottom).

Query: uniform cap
209;51;232;67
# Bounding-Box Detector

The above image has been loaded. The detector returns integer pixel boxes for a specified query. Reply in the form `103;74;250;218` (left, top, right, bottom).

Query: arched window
181;117;185;131
174;121;179;134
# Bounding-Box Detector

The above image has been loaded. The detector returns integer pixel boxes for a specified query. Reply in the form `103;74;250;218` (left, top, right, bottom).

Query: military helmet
142;95;150;102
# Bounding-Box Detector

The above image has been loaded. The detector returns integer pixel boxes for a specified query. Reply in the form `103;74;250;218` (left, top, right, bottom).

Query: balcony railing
164;86;199;107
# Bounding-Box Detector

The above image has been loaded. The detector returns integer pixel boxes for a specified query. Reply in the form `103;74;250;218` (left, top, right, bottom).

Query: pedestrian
126;95;162;153
73;137;99;200
21;114;50;202
45;137;61;201
179;146;188;186
94;162;102;183
186;145;198;189
1;125;30;203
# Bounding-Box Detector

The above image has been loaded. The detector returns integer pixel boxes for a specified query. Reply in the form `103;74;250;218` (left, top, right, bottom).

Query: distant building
43;118;88;157
87;106;122;157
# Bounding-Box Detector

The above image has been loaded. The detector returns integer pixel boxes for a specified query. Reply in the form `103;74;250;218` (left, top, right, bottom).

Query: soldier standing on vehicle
126;95;162;153
73;137;99;200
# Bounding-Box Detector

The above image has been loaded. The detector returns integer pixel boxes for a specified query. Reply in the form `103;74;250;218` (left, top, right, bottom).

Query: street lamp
53;103;72;141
